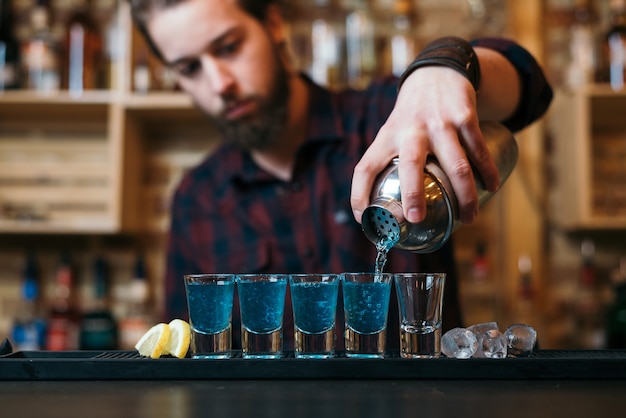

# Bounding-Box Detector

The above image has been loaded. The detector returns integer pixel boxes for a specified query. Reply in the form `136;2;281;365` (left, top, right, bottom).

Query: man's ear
264;3;287;45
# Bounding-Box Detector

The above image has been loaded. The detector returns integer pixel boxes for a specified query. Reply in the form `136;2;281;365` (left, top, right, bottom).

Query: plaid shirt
164;38;553;350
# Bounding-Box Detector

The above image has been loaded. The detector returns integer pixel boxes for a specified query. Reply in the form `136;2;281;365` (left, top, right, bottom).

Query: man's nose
200;55;235;95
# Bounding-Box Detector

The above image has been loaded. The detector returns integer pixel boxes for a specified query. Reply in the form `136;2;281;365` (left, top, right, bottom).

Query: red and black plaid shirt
164;38;553;350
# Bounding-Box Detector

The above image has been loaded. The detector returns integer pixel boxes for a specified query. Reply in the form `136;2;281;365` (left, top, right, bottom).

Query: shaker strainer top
363;206;401;248
366;207;399;239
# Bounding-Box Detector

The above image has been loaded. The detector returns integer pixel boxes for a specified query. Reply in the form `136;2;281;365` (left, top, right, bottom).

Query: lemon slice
135;323;171;359
165;319;191;359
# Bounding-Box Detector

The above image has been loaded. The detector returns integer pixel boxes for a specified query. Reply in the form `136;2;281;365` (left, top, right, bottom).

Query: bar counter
2;350;626;418
2;378;625;418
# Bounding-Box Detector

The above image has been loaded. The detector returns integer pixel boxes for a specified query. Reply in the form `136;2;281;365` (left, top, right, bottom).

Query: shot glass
394;272;446;358
236;274;288;359
184;274;236;359
289;273;340;359
341;272;393;358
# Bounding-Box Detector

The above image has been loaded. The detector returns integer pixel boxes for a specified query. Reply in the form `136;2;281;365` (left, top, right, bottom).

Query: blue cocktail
184;274;235;359
289;274;340;358
236;274;288;358
341;273;393;358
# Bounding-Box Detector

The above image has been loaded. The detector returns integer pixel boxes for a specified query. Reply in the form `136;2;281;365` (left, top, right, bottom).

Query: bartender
127;0;553;350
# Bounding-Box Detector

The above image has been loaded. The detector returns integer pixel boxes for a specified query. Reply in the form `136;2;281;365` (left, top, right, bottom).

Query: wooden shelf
0;90;115;105
549;85;626;230
122;92;194;109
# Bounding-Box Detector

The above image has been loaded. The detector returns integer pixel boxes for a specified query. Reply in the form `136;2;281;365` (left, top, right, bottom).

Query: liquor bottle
61;0;104;94
0;0;21;90
79;256;118;350
133;48;151;93
517;254;534;306
386;0;417;78
117;254;152;350
575;239;604;349
10;252;46;351
471;242;489;283
21;0;60;92
293;0;346;90
606;257;626;348
565;0;598;89
104;5;123;90
345;0;377;89
45;253;80;351
599;0;626;90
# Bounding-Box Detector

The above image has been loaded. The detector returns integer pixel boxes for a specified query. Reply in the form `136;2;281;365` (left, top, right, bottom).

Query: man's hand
350;65;500;225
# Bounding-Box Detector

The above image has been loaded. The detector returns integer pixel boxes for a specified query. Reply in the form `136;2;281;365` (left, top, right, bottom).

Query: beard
209;50;290;151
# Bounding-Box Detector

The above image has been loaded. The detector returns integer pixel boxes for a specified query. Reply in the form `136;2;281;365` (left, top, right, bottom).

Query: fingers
458;121;500;193
350;138;396;224
396;129;429;223
431;119;498;224
431;135;478;224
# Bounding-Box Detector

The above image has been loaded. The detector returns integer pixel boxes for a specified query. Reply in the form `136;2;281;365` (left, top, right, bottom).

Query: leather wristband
398;36;481;92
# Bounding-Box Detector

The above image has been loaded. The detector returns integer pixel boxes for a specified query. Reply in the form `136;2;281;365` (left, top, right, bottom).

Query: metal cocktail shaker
361;121;518;253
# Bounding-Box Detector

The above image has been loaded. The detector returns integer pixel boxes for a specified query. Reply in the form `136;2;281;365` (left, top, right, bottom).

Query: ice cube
504;323;537;357
481;329;507;359
467;322;499;358
441;327;478;359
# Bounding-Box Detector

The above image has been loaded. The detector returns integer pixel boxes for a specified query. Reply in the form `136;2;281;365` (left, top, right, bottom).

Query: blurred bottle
45;253;80;350
133;48;151;93
575;239;604;349
79;256;118;350
117;254;152;350
565;0;598;89
61;0;104;95
10;252;46;351
0;0;21;91
306;0;346;89
386;0;417;78
345;0;376;89
21;0;60;92
606;257;626;348
472;241;489;283
598;0;626;90
517;255;534;305
104;2;123;90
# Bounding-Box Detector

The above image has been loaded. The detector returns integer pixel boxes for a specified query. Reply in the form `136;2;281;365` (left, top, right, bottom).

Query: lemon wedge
135;323;172;359
165;319;191;359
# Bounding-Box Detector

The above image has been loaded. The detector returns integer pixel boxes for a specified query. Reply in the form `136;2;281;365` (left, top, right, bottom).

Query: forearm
471;38;553;132
474;47;521;122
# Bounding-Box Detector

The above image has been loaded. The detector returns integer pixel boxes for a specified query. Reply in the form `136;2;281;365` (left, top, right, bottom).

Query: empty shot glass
395;272;446;358
236;274;288;359
184;274;236;359
341;272;393;358
289;273;340;359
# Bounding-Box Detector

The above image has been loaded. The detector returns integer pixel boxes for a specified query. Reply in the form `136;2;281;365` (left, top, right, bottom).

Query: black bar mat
1;350;626;381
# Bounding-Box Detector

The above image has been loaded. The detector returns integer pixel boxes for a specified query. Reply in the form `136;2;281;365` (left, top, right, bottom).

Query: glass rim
289;273;341;282
235;273;289;283
340;272;394;284
184;273;236;283
184;273;234;278
393;272;446;278
340;272;395;276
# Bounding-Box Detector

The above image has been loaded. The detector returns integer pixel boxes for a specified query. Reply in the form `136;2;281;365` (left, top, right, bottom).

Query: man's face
147;0;289;150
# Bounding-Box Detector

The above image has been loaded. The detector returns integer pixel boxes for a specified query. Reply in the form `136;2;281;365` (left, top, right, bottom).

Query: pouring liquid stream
374;233;399;279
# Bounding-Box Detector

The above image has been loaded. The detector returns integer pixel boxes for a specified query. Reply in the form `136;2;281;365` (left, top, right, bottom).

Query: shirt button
290;182;302;193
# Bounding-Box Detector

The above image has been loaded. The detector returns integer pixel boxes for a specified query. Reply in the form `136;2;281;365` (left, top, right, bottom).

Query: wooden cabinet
0;3;217;234
549;85;626;230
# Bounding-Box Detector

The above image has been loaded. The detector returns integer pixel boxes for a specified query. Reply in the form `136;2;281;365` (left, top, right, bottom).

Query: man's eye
217;41;240;57
176;60;201;77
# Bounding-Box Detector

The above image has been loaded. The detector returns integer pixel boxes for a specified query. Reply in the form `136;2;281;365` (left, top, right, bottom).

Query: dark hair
126;0;289;60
